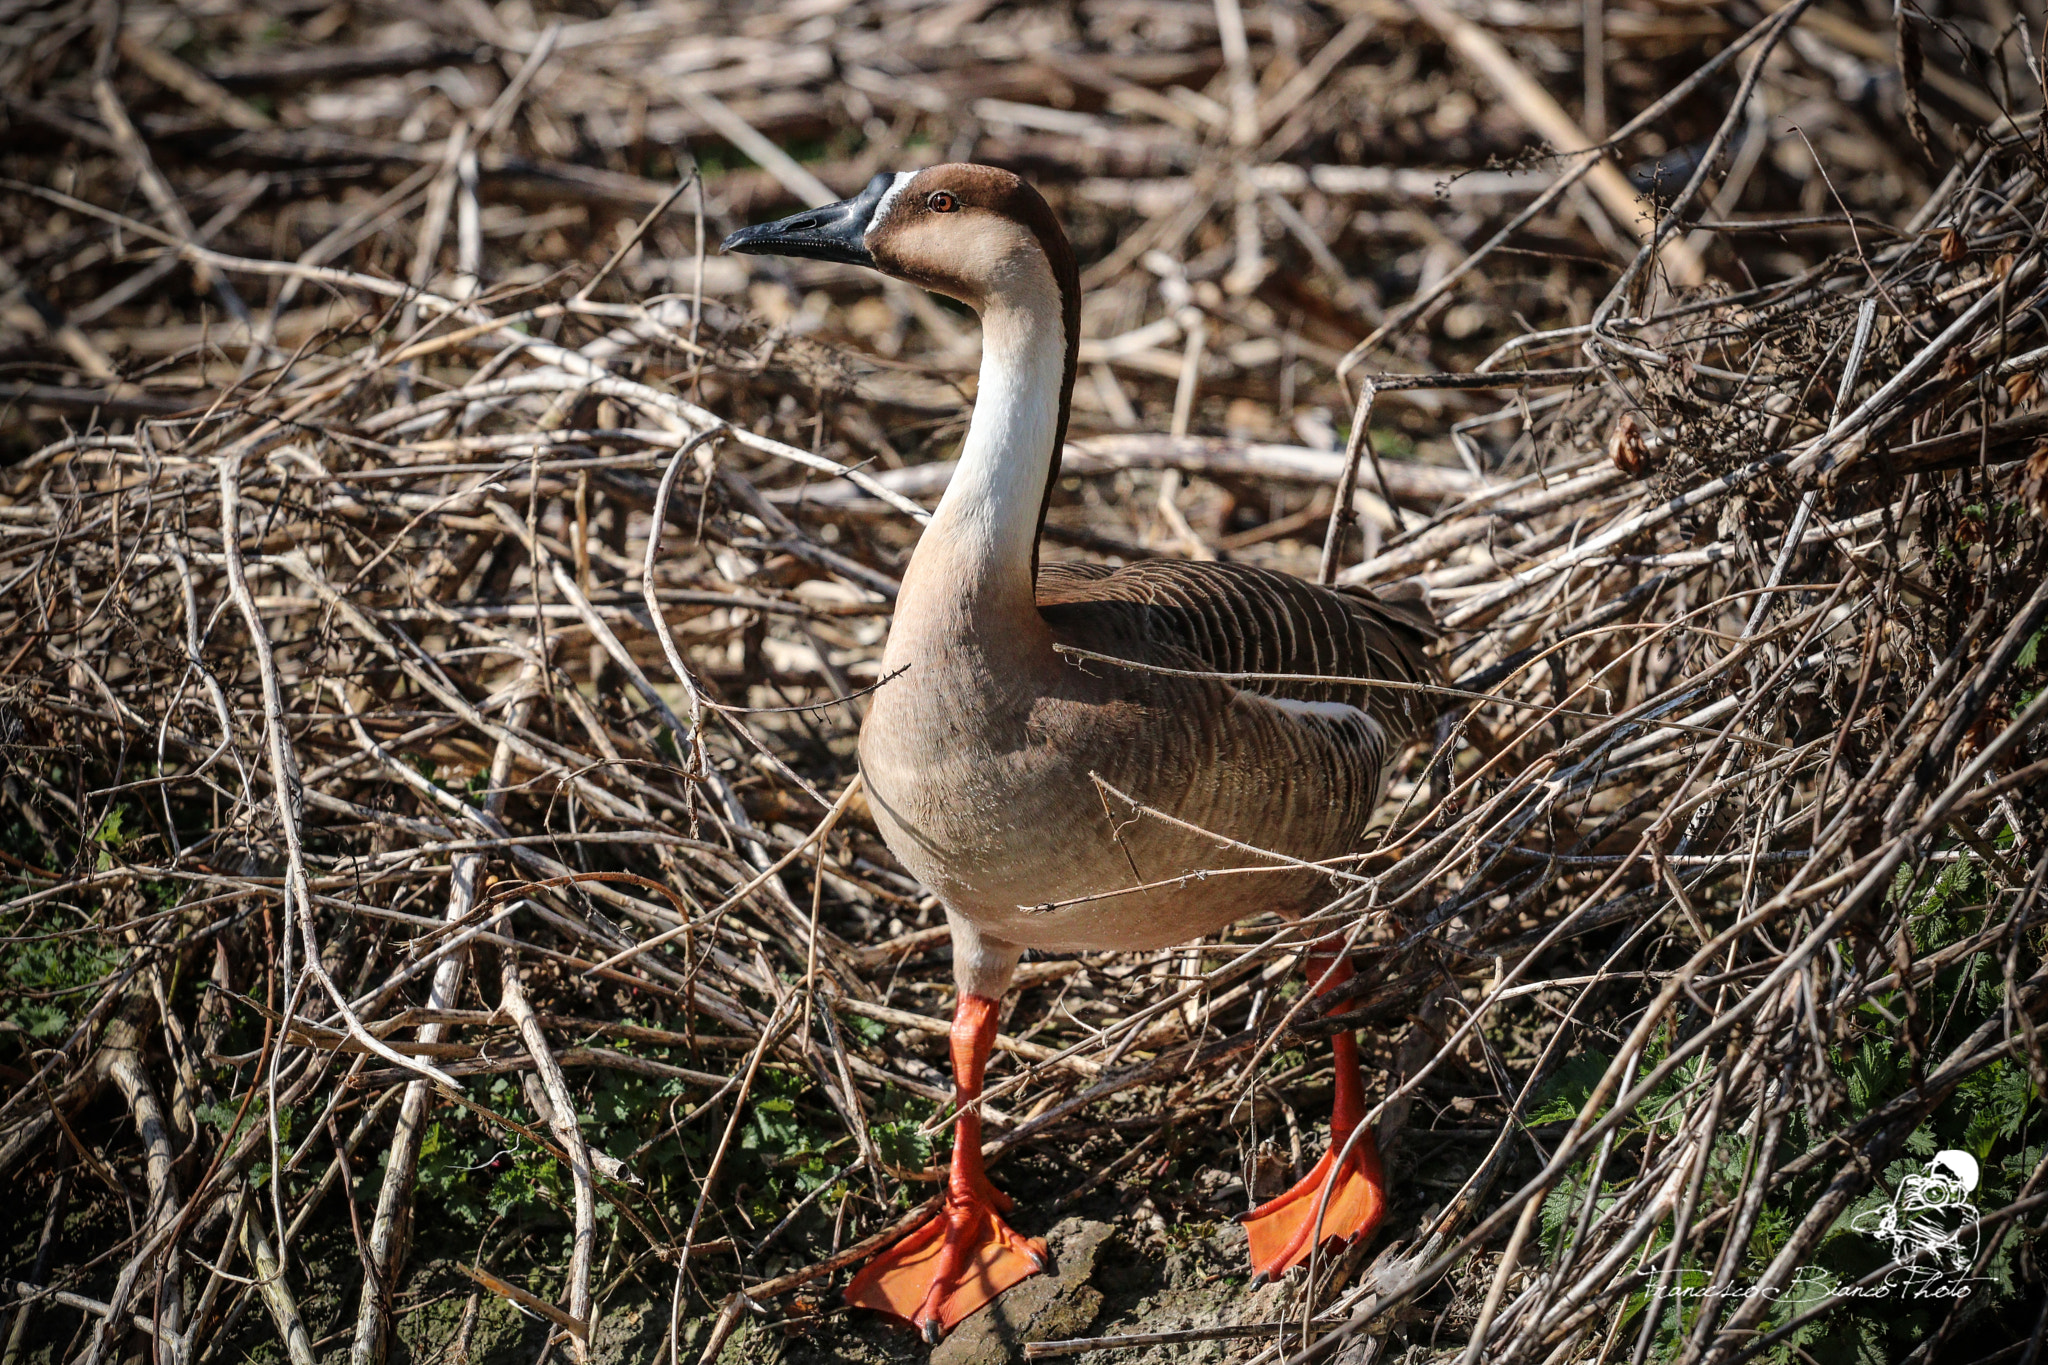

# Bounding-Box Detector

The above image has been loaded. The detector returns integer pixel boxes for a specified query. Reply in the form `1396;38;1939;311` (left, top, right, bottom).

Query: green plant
1517;840;2042;1363
0;914;119;1039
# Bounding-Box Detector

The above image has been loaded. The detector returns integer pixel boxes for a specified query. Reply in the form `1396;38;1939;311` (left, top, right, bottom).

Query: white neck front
905;288;1067;625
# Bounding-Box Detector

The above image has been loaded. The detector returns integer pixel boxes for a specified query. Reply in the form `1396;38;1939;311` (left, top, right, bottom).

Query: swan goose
723;165;1435;1341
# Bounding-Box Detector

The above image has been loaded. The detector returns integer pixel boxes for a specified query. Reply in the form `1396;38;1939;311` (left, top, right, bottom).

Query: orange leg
845;994;1048;1340
1239;942;1387;1281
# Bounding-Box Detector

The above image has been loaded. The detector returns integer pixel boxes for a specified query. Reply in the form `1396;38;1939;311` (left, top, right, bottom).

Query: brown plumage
1034;558;1435;723
859;554;1435;984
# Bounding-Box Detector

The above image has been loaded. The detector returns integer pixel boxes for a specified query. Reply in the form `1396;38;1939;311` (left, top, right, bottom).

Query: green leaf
872;1118;932;1171
1526;1048;1614;1126
195;1098;260;1144
2015;625;2043;670
15;1002;67;1037
1841;1038;1899;1116
92;806;131;870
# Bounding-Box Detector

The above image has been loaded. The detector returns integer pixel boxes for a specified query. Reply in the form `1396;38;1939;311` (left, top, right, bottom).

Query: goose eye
926;190;959;213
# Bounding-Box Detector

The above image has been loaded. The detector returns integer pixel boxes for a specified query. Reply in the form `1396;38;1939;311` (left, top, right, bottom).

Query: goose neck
908;295;1068;627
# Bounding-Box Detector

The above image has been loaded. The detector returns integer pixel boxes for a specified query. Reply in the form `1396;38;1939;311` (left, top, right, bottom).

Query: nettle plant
405;1014;934;1267
1527;839;2042;1365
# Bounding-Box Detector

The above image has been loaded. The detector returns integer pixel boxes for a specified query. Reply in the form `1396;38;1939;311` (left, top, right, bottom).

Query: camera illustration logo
1849;1149;1981;1277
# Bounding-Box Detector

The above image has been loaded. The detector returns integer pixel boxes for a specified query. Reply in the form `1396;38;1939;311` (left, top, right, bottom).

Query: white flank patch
866;170;921;240
1260;694;1371;725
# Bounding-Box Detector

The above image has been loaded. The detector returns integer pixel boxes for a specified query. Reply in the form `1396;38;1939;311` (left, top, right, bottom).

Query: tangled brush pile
2;0;2045;1362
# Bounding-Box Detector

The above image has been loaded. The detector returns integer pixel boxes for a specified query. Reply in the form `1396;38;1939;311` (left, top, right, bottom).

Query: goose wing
1035;559;1438;741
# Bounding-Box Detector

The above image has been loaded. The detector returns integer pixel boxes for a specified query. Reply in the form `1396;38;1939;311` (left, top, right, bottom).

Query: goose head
724;165;1082;598
721;164;1078;321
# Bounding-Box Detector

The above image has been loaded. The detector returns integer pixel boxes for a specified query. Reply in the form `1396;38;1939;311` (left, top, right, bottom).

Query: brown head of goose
724;165;1437;1341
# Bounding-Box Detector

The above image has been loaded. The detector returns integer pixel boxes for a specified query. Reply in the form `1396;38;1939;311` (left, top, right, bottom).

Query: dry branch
3;1;2044;1361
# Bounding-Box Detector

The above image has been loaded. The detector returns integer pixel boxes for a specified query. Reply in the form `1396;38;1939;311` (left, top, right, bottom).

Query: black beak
720;172;900;267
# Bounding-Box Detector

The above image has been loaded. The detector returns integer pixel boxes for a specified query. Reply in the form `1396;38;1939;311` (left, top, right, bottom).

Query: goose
723;165;1436;1341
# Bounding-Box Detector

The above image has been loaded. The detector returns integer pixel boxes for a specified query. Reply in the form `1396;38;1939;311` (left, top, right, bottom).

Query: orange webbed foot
1239;1128;1386;1282
844;1189;1048;1342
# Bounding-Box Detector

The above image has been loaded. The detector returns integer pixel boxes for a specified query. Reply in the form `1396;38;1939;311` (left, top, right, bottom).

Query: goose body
724;164;1435;1341
862;557;1431;968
